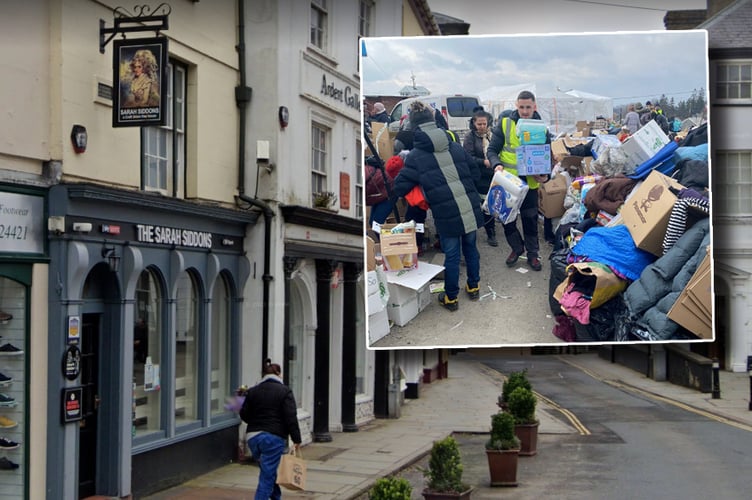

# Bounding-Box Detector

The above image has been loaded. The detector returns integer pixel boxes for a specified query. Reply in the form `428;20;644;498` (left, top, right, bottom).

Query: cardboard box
621;170;684;256
366;236;376;272
380;223;418;272
366;269;389;315
539;175;568;218
369;122;394;158
621;120;670;169
516;144;552;176
591;133;623;159
551;138;569;161
368;308;391;345
385;262;444;327
667;252;712;339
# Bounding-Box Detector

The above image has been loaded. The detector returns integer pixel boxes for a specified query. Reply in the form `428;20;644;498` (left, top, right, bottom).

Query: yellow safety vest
500;117;540;190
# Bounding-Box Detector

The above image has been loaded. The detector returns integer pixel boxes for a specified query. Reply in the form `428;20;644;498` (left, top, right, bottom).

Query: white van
387;94;481;137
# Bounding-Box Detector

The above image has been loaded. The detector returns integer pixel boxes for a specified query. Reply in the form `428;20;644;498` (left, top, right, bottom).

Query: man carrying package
486;90;550;271
390;101;483;311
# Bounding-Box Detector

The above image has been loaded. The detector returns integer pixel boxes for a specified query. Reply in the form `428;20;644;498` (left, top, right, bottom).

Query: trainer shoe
437;292;459;312
0;394;17;408
0;343;23;355
529;256;542;271
0;437;19;450
0;416;18;429
505;250;520;267
0;373;12;386
465;284;480;301
0;312;11;324
0;457;19;470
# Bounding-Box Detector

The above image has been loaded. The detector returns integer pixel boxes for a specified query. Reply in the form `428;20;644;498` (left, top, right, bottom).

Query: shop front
45;183;257;499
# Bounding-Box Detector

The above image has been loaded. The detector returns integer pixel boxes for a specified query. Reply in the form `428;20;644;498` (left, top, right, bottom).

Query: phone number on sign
0;225;29;240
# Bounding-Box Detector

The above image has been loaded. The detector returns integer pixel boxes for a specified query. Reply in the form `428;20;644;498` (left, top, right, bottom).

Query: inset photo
362;30;711;349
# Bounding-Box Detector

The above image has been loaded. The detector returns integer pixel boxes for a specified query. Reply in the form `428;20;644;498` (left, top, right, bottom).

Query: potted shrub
422;436;473;499
507;386;539;456
485;411;520;487
312;191;338;210
369;476;412;500
498;369;531;410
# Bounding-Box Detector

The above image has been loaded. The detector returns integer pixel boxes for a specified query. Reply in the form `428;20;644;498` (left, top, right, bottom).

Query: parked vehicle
387;94;481;137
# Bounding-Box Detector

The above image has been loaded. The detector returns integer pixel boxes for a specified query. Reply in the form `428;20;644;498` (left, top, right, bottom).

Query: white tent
479;85;613;136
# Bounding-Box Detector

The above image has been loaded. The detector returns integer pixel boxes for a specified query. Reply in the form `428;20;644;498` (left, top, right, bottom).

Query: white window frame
142;62;186;197
713;150;752;215
358;0;374;38
711;60;752;104
310;0;328;51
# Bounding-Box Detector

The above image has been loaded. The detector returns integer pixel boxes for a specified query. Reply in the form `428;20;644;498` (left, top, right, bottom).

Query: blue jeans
248;432;287;500
440;231;480;300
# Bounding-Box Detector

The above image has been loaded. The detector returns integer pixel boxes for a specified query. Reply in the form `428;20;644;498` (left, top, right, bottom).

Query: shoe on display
0;373;12;386
0;457;19;470
529;256;542;271
505;250;520;267
0;394;17;408
437;292;459;312
0;437;19;450
0;416;17;429
0;312;11;324
465;284;480;301
0;343;23;355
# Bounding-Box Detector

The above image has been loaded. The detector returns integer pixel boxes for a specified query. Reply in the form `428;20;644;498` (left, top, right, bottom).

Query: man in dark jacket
486;90;549;271
391;101;483;311
242;361;302;500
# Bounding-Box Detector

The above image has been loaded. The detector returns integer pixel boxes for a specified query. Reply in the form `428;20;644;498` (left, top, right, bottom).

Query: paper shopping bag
276;448;306;491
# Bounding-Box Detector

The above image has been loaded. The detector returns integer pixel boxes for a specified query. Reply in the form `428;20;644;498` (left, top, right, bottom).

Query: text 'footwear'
437;292;458;311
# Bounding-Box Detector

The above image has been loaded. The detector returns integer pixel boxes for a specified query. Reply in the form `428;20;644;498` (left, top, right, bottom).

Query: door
78;313;100;498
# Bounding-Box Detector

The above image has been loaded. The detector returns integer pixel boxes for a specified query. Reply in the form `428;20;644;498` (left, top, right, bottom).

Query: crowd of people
366;90;551;312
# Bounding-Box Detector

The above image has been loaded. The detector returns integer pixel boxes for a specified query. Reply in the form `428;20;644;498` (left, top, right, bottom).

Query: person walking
391;101;483;311
241;360;302;500
463;109;497;246
486;90;549;271
624;103;640;135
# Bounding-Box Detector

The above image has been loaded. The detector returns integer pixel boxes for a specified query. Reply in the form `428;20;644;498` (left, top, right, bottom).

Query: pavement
142;349;752;500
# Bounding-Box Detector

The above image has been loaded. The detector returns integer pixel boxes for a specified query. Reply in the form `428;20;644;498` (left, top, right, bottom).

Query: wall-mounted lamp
71;125;88;153
278;106;289;129
102;245;121;273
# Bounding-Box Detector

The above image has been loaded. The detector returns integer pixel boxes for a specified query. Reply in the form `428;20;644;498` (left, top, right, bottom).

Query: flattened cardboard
621;170;684;256
539;175;568;218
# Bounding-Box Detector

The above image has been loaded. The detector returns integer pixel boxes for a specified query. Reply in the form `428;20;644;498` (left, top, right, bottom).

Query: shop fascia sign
319;74;360;112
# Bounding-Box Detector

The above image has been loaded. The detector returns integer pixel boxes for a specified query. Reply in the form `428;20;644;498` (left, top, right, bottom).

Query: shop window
210;274;231;418
713;60;752;103
288;283;305;409
0;276;26;485
311;123;330;206
174;270;200;427
142;62;186;197
133;269;164;438
713;150;752;215
310;0;328;50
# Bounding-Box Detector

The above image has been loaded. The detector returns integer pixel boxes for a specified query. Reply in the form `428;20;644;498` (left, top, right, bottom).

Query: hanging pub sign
112;37;168;127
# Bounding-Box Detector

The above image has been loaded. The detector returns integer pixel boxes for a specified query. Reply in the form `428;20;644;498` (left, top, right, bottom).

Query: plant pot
422;487;473;499
514;421;539;456
485;448;519;487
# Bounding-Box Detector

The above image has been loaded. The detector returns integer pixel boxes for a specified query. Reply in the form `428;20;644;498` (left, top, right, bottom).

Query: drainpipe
235;0;274;364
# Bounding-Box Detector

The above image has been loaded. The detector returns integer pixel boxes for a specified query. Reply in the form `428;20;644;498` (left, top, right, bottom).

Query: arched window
210;274;231;418
175;270;199;425
134;268;164;437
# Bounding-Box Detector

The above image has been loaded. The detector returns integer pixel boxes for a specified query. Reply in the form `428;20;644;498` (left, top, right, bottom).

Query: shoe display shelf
0;298;24;482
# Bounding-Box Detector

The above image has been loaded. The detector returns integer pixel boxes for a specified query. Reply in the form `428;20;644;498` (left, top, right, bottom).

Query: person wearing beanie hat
370;101;390;123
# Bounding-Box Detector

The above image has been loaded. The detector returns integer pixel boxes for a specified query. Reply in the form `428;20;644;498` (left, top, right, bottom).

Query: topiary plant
507;386;538;425
423;436;469;493
486;411;520;451
369;476;412;500
500;369;532;405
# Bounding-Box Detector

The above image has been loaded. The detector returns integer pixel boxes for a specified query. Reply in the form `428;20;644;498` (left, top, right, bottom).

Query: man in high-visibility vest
486;90;550;271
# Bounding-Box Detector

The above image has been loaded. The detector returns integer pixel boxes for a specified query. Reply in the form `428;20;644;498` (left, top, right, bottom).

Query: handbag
276;448;306;491
365;164;390;206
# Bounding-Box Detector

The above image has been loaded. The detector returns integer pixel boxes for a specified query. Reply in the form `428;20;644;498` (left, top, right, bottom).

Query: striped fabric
662;197;710;255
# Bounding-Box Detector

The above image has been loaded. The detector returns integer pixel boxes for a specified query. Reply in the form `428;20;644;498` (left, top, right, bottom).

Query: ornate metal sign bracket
99;3;171;54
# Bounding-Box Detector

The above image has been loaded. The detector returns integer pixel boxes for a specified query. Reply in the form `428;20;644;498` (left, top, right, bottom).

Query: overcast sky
362;0;709;106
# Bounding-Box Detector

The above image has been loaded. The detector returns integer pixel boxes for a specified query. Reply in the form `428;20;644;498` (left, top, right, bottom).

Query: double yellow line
535;391;591;436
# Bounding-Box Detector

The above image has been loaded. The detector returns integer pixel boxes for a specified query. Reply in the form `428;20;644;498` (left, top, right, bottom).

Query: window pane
210;276;231;417
741;64;751;81
134;270;163;437
729;65;740;81
175;271;198;425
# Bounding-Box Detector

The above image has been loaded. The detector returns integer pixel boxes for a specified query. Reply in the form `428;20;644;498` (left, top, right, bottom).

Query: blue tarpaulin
627;141;679;180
